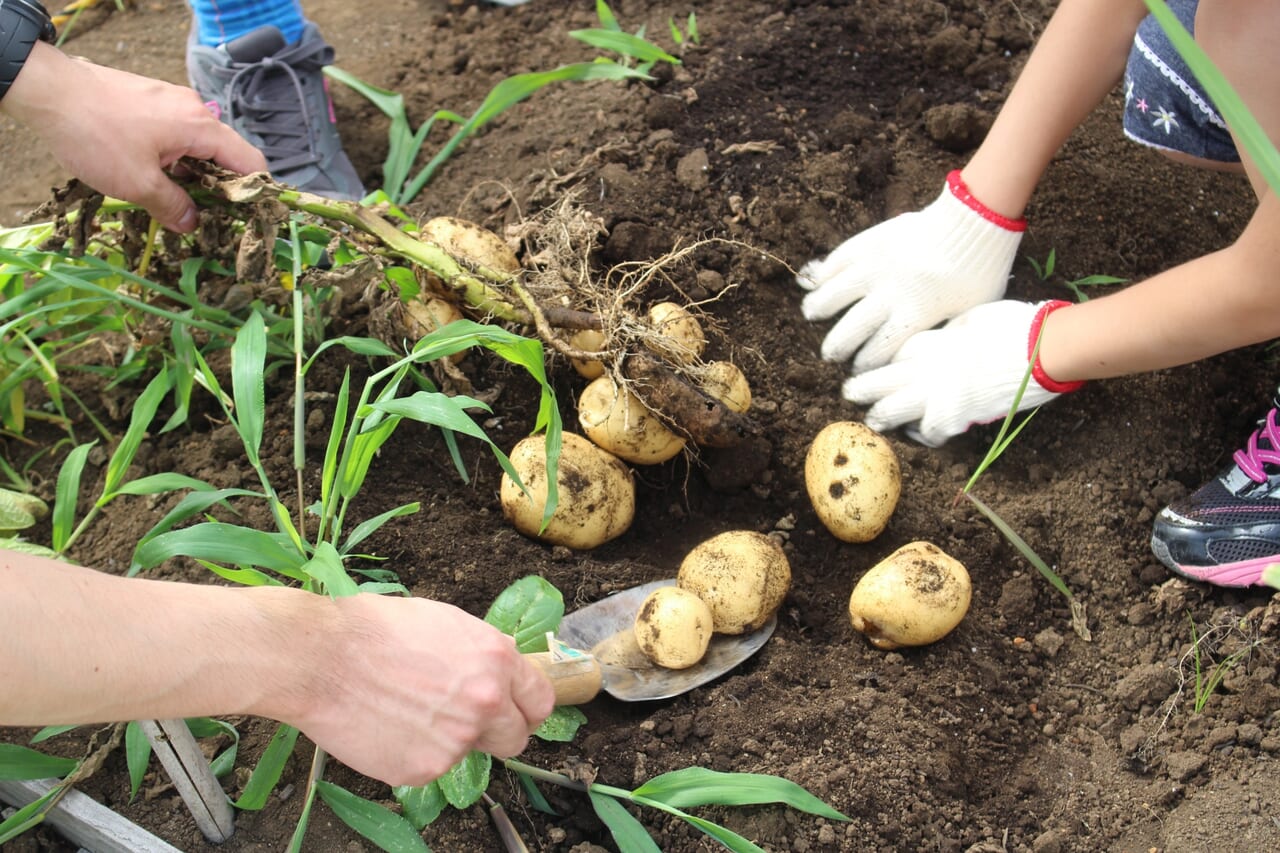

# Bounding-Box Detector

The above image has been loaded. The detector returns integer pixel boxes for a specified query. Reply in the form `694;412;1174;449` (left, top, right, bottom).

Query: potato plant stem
502;758;631;801
231;177;530;324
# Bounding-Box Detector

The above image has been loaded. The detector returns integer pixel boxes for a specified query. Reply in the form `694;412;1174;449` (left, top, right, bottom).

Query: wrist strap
946;170;1026;233
0;0;56;102
1027;300;1085;394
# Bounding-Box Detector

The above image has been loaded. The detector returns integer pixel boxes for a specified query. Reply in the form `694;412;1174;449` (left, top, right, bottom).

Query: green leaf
51;442;94;553
341;502;420;555
631;768;849;821
1262;563;1280;590
368;392;493;440
483;576;564;652
110;473;215;496
233;723;299;811
0;744;78;780
125;721;151;802
135;523;307;579
393;782;448;831
186;718;240;778
0;787;58;845
29;725;77;744
101;368;172;499
569;29;680;64
315;781;432;853
535;705;587;742
0;537;59;558
589;791;661;853
231;312;268;467
0;487;47;532
436;751;490;809
304;541;359;597
595;0;620;31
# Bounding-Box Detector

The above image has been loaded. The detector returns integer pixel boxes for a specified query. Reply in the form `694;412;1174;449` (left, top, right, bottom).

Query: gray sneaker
188;23;366;201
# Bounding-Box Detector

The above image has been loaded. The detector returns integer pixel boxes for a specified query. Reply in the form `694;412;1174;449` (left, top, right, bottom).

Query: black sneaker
187;23;365;201
1151;402;1280;587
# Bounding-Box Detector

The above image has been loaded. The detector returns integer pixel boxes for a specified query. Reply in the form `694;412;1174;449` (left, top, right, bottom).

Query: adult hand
291;595;556;787
798;170;1026;372
1;43;267;233
843;300;1084;447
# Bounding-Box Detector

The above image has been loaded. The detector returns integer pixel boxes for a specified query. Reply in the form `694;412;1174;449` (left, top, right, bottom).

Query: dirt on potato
3;1;1280;852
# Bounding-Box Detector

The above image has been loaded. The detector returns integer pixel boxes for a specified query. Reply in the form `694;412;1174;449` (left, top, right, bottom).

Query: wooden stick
137;718;235;843
0;779;183;853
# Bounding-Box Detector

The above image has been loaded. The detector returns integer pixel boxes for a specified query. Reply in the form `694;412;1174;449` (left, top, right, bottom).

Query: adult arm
0;42;266;232
0;552;555;787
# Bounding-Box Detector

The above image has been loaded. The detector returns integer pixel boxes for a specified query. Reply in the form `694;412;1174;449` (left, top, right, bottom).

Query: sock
189;0;306;47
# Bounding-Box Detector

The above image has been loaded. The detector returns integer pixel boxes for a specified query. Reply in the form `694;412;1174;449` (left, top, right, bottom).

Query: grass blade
231;312;268;468
125;721;151;802
588;791;661;853
569;30;679;64
134;522;307;578
233;724;300;811
315;781;432;853
51;442;94;553
631;767;848;820
0;745;77;780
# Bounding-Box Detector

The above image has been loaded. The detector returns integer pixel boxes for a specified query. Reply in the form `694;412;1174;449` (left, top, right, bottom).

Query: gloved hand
798;170;1026;372
843;300;1084;447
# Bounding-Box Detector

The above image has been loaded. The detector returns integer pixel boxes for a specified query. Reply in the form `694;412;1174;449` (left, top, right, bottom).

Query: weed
1186;615;1258;714
1026;248;1127;302
326;1;682;206
960;327;1091;640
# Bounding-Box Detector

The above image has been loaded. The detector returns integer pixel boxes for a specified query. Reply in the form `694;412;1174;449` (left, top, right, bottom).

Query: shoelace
223;38;334;174
1232;407;1280;483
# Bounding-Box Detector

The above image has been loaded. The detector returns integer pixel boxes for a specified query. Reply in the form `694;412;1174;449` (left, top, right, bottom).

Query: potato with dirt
646;301;706;365
578;375;686;464
677;530;790;634
848;541;971;649
633;585;715;670
499;433;634;549
805;421;900;542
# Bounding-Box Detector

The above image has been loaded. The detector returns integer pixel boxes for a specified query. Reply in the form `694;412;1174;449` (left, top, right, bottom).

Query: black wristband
0;0;56;102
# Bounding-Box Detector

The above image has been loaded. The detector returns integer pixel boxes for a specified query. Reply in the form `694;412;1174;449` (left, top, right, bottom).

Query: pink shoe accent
1232;409;1280;482
1173;557;1272;588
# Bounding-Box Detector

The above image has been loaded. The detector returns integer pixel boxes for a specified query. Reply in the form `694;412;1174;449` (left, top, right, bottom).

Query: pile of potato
634;530;791;670
803;420;971;649
501;301;754;549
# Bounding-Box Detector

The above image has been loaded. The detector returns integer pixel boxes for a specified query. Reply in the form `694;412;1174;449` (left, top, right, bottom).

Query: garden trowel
526;579;776;703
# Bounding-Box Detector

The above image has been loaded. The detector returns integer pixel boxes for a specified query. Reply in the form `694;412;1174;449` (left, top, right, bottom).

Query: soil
3;1;1280;852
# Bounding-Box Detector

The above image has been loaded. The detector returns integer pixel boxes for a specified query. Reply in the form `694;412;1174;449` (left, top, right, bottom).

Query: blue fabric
190;0;306;47
1122;0;1240;163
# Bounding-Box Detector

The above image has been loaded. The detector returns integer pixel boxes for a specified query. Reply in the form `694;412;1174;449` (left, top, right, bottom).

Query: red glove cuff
1027;300;1085;394
946;170;1027;233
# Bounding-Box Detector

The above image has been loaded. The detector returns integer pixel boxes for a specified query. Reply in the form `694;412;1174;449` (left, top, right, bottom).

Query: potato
420;216;520;275
646;302;706;365
578;375;686;465
500;432;634;549
634;586;715;670
569;328;606;379
677;530;790;634
698;360;751;413
848;541;971;650
805;421;900;543
402;296;466;363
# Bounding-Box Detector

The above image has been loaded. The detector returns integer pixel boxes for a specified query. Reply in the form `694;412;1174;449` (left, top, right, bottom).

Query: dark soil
3;1;1280;852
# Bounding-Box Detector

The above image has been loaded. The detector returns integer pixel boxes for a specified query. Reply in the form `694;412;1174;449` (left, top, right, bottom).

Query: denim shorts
1123;0;1240;163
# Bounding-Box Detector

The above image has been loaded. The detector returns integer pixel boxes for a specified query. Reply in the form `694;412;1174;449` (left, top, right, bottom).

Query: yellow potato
848;541;971;650
634;586;715;670
569;328;606;380
499;433;634;550
804;421;900;543
698;360;751;413
677;530;790;634
420;216;520;275
646;302;706;365
578;376;685;465
401;296;466;363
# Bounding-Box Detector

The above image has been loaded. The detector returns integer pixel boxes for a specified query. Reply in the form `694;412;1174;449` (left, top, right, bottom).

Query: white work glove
843;300;1084;447
798;170;1026;372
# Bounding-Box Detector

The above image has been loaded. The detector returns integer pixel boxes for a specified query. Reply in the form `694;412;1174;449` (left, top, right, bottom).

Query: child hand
843;300;1082;447
798;171;1026;372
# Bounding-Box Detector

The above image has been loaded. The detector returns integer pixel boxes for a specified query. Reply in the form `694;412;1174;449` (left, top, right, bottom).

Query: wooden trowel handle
524;651;604;705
